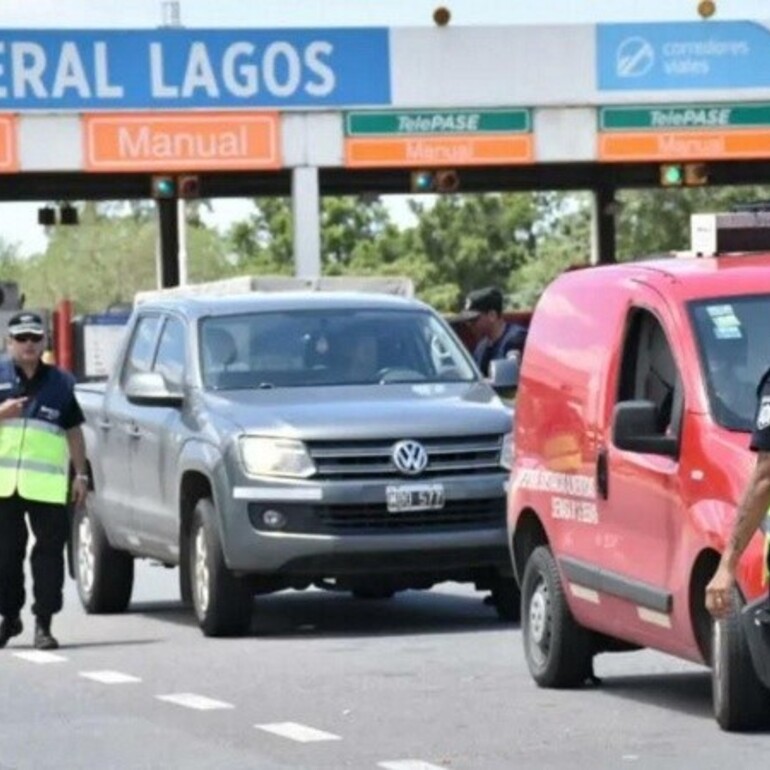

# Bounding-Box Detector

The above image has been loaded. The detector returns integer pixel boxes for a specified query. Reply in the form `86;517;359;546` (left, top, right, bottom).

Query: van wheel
74;500;134;614
712;591;770;731
190;498;253;637
521;546;593;687
489;577;521;623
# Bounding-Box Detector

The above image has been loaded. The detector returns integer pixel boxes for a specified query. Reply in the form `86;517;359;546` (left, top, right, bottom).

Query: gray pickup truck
73;291;516;636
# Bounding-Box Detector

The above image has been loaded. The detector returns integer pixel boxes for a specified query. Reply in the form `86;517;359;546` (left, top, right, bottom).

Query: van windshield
198;308;477;390
689;295;770;431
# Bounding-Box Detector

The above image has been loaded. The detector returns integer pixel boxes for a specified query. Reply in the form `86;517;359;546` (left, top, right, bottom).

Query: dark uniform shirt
13;362;85;430
749;367;770;452
474;322;527;377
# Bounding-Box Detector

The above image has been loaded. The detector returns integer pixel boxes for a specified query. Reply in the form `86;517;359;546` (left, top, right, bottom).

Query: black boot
34;616;58;650
0;616;22;648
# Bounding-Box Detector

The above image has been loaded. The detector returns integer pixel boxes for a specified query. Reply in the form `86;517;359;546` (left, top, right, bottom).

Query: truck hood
200;382;513;440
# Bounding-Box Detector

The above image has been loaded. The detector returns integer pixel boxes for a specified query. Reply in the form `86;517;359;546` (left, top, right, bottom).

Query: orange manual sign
598;105;770;162
83;112;281;171
0;116;18;172
345;135;533;167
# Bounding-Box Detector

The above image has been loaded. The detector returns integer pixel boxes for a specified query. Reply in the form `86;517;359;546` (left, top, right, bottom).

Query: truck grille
317;498;505;532
306;435;504;480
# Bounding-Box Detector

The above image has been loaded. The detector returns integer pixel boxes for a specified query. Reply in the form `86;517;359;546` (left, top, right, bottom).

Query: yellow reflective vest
0;361;73;505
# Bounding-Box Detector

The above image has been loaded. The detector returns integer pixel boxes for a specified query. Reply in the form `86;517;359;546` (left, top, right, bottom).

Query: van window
617;309;683;436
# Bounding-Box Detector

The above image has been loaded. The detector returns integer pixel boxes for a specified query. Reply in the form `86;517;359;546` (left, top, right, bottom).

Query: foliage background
3;186;769;314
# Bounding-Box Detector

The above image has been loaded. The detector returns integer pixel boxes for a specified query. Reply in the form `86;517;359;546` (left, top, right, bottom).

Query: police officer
458;286;527;377
0;311;88;649
706;369;770;618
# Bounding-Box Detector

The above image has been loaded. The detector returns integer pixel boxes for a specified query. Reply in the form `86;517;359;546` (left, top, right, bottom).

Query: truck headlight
238;437;316;479
500;433;514;471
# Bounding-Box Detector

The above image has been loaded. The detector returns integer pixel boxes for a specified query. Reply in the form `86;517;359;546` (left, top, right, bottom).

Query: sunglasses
12;333;43;343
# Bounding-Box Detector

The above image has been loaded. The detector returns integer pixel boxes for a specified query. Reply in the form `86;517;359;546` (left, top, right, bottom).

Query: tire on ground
73;499;134;614
521;545;592;688
712;589;770;731
190;498;253;637
489;576;521;623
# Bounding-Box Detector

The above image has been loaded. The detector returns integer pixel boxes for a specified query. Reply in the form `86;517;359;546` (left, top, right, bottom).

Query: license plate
385;483;445;513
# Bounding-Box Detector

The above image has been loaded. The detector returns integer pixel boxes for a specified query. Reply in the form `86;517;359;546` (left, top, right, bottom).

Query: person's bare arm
706;451;770;618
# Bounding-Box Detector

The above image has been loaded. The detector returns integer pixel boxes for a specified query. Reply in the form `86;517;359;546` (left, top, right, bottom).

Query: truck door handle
97;418;111;430
125;422;141;439
596;449;609;500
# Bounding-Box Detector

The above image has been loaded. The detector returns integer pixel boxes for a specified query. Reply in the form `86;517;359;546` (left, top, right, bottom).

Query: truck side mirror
125;372;184;408
489;356;519;399
612;400;678;458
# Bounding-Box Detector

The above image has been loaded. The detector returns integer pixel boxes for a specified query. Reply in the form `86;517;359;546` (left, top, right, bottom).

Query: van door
599;302;684;638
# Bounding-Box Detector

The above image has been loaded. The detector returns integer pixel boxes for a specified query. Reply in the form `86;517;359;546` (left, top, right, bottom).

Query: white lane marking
13;651;67;664
379;762;451;770
80;670;141;684
569;583;600;603
156;693;235;710
255;722;341;743
637;607;672;628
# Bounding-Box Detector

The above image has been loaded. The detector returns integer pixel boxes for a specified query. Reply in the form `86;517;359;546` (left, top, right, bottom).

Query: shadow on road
593;670;713;720
129;588;518;640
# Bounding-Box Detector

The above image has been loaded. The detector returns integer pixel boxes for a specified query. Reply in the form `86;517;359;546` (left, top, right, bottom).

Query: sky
0;0;764;256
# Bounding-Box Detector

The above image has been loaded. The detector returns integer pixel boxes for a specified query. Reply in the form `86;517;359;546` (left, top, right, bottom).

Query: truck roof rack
691;211;770;256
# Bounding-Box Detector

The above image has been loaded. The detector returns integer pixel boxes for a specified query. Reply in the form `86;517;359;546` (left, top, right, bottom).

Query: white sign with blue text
0;29;391;110
597;21;770;91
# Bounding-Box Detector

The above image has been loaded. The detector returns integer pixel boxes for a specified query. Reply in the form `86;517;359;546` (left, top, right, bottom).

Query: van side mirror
125;372;184;407
612;400;678;458
489;357;519;399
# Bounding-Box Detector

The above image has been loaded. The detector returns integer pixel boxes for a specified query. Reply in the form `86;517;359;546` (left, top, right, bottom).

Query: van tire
712;591;770;731
73;500;134;614
521;545;593;688
190;498;253;637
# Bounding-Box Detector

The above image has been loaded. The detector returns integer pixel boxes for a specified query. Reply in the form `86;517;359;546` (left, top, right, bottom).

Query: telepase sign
0;29;391;109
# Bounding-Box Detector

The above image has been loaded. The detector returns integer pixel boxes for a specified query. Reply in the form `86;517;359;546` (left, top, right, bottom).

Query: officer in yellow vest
0;312;88;650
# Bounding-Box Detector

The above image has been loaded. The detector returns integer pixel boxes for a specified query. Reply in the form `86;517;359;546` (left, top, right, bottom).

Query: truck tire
712;591;770;731
190;498;253;637
73;501;134;614
489;576;521;623
521;545;593;688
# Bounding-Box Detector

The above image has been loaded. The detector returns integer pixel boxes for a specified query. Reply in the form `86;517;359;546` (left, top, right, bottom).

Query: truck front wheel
712;591;770;731
190;498;253;637
521;545;593;687
73;500;134;614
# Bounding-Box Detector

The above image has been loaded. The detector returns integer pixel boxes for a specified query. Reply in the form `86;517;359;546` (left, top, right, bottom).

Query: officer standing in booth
0;311;88;650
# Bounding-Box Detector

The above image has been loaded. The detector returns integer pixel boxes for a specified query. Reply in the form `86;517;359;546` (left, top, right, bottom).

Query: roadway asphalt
0;562;768;769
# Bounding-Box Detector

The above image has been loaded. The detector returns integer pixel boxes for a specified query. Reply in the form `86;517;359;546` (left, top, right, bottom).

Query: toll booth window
121;315;161;386
689;295;770;431
617;309;682;436
153;316;186;392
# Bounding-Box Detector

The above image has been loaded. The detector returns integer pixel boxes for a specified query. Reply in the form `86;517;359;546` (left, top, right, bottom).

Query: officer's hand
705;564;735;619
0;397;27;420
71;477;88;509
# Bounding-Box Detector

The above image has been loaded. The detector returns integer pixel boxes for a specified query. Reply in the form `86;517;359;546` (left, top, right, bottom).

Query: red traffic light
178;174;201;199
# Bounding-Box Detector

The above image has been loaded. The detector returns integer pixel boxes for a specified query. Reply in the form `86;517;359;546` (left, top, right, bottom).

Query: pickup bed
73;291;516;636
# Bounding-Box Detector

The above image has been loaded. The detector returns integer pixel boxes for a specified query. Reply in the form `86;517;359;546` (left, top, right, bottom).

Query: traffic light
151;175;176;199
59;203;79;225
684;162;709;186
660;164;684;187
410;169;460;193
660;163;709;187
37;207;55;225
178;174;201;199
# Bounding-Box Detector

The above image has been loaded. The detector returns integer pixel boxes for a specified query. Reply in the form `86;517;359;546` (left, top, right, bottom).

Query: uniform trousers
0;493;68;619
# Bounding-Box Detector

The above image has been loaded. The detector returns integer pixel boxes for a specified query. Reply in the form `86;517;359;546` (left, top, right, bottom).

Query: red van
508;244;770;731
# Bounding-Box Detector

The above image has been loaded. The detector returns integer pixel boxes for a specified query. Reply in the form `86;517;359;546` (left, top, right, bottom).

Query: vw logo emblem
392;440;428;476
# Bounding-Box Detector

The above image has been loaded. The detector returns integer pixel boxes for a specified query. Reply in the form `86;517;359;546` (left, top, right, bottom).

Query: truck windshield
199;308;477;390
689;295;770;431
